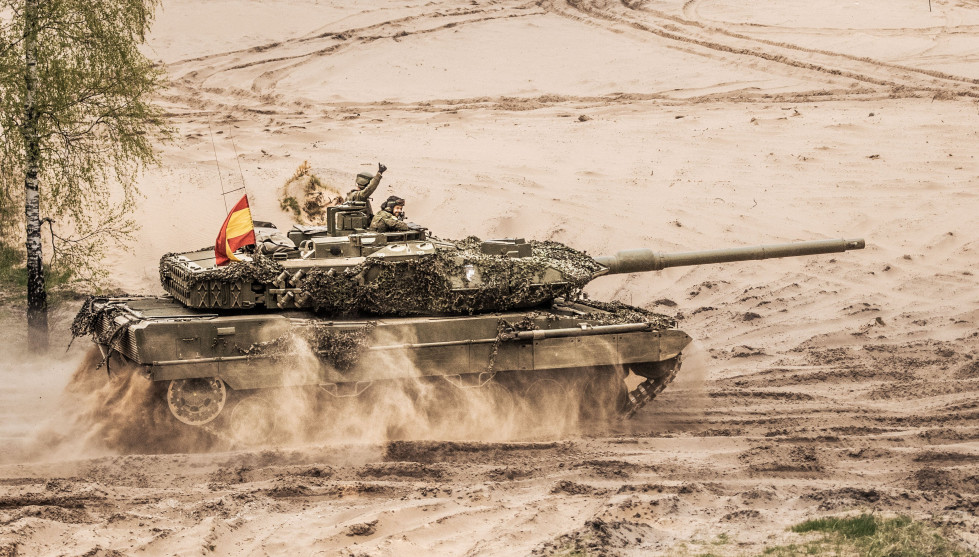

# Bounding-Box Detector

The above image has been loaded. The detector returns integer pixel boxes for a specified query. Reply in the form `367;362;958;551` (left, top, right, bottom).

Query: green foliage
0;243;24;286
280;195;301;218
763;514;977;557
661;515;974;557
306;174;324;191
0;0;172;285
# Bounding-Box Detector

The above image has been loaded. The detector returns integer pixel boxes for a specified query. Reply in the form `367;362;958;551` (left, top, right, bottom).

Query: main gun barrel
593;238;865;275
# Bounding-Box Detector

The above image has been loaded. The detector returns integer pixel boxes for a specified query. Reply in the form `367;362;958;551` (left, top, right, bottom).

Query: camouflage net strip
224;322;377;373
572;299;675;329
70;296;133;371
70;296;108;340
159;248;283;287
298;322;377;372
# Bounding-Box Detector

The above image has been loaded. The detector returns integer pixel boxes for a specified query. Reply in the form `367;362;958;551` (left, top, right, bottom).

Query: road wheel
166;377;226;426
227;394;277;446
576;366;629;421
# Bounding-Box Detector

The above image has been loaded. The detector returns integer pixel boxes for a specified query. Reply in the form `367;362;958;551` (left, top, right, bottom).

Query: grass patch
763;513;976;557
280;195;301;219
0;243;76;305
664;533;734;556
791;513;882;538
0;242;25;285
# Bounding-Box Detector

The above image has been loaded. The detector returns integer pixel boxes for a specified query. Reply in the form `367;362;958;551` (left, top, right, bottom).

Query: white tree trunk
24;0;48;352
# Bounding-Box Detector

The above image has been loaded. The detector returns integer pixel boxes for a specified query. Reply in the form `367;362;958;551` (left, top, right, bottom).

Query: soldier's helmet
382;195;405;211
355;172;373;187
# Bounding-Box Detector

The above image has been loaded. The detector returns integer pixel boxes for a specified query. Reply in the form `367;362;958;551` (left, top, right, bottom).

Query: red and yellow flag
215;195;256;266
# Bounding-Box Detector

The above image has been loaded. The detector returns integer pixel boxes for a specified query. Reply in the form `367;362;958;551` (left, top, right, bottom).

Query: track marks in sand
545;0;979;100
163;0;979;121
163;3;547;112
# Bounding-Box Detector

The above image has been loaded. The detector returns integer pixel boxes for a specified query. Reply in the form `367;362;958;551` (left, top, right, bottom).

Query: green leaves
0;0;172;285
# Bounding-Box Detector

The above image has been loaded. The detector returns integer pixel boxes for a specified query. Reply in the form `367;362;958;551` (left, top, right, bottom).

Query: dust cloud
625;340;710;435
241;329;642;448
5;332;638;462
5;349;218;463
228;368;624;449
0;342;85;464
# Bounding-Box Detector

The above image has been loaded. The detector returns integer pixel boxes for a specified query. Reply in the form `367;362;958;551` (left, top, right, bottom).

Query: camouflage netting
299;322;377;372
160;236;609;316
489;300;673;331
69;296;136;370
159;249;283;286
301;236;606;315
71;296;107;340
572;299;674;329
232;334;294;359
225;326;376;373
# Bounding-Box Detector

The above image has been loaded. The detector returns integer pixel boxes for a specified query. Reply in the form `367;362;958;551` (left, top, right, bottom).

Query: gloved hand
378;163;387;174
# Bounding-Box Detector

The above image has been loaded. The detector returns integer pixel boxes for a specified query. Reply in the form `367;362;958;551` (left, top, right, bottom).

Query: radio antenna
207;116;229;213
230;130;248;193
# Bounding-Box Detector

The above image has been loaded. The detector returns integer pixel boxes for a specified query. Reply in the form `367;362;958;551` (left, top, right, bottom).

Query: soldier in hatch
369;196;412;233
346;162;386;222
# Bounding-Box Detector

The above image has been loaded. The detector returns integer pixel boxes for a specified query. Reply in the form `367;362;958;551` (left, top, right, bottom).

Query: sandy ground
3;0;979;554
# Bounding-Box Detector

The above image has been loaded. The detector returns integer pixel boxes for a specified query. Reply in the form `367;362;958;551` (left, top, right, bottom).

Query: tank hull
79;296;691;428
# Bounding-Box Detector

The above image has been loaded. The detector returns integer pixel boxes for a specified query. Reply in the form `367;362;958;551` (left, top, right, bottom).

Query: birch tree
0;0;170;351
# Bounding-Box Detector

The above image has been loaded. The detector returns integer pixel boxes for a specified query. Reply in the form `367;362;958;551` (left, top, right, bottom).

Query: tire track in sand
542;0;979;99
162;3;546;113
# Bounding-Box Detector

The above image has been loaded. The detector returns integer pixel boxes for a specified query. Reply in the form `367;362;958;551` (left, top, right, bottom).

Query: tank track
623;354;682;419
173;354;684;447
193;363;681;446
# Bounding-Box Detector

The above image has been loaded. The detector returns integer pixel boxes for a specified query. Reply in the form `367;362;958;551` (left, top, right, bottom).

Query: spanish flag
215;194;256;266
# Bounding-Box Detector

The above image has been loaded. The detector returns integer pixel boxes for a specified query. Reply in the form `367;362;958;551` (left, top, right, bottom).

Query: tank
72;201;865;438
